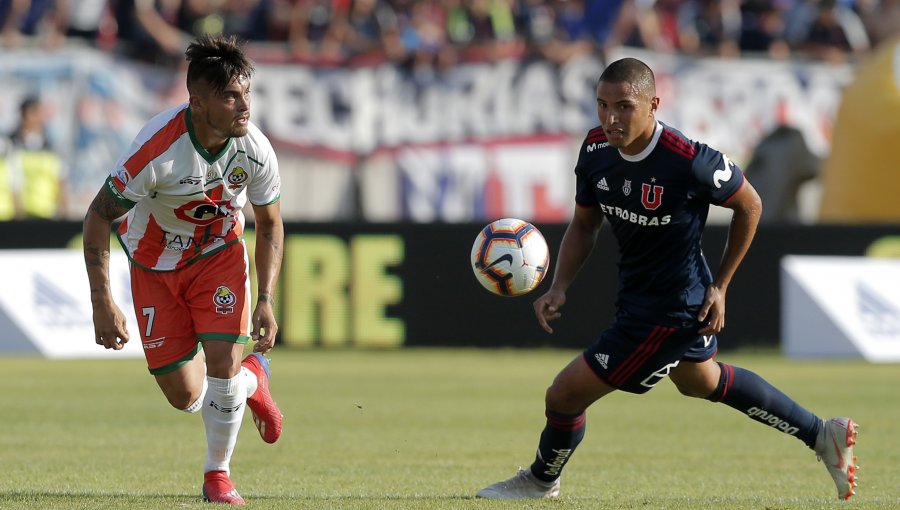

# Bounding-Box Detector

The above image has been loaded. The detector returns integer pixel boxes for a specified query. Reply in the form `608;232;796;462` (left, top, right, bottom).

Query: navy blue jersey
574;121;745;324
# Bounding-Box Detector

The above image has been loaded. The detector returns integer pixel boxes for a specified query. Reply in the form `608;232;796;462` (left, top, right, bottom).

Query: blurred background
0;0;898;357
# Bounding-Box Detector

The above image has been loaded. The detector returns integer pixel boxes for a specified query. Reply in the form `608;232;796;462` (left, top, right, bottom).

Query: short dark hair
185;35;255;96
19;96;40;115
598;58;656;98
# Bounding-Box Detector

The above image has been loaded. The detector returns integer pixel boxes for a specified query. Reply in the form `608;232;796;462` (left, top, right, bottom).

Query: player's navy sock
707;362;821;449
529;409;586;483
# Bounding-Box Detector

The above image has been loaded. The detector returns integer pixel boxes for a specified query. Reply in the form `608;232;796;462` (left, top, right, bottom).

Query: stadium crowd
1;0;899;68
0;0;895;222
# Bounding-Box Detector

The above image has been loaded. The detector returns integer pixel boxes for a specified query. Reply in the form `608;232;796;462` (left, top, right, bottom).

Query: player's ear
188;93;203;113
650;96;660;114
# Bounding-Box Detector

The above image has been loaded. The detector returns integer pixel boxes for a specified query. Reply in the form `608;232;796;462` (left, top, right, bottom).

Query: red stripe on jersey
117;217;129;237
660;131;697;159
661;129;694;152
123;109;188;179
586;127;607;143
132;215;168;268
609;325;674;386
207;185;224;202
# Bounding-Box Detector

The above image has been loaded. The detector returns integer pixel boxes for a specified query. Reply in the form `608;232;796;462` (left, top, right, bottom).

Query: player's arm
83;185;133;349
249;200;284;354
551;204;605;293
534;204;605;333
698;179;762;335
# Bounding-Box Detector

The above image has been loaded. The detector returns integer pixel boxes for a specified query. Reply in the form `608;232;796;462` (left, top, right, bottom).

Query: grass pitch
0;348;898;509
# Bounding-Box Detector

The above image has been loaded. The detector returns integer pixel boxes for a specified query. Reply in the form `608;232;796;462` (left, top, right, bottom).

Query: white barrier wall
781;256;900;362
0;250;142;359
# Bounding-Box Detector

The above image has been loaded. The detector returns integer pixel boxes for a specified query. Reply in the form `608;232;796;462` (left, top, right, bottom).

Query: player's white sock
241;365;258;400
202;374;248;474
181;377;208;414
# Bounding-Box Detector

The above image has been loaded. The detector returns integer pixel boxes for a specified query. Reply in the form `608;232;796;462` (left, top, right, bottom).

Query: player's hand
92;301;130;350
534;288;566;334
251;302;278;354
698;284;726;335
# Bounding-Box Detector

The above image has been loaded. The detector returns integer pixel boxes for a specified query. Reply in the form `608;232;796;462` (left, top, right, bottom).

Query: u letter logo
641;184;664;210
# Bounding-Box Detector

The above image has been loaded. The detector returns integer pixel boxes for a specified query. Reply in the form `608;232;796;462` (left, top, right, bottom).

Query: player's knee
673;379;715;399
544;382;586;414
165;389;200;411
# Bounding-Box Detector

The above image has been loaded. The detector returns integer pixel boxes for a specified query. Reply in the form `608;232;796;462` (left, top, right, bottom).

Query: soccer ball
471;218;550;296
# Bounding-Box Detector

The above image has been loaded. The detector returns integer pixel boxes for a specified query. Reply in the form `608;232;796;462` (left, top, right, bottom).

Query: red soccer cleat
242;353;283;444
202;470;245;505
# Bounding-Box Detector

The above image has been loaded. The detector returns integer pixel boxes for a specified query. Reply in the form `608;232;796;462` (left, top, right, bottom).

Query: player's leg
670;351;858;499
476;355;614;499
130;264;208;411
154;353;208;411
200;339;249;470
188;244;257;505
533;355;616;480
671;358;821;444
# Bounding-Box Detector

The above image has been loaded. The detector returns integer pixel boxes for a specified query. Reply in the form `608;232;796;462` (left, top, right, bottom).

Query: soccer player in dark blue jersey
476;57;859;501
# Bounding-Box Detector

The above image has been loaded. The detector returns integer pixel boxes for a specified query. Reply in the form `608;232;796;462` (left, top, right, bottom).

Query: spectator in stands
677;0;742;57
804;0;870;60
111;0;191;65
338;0;404;63
784;0;870;62
863;0;900;47
5;96;68;219
394;0;450;78
287;0;349;64
516;0;596;63
738;0;790;58
0;0;65;47
447;0;521;60
54;0;115;47
0;133;14;220
220;0;273;41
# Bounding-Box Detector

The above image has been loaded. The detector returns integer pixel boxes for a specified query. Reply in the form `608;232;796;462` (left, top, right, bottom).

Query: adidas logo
596;177;610;191
594;353;609;369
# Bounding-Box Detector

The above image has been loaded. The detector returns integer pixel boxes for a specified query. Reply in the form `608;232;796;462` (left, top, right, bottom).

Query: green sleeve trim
251;195;280;207
148;344;202;375
197;333;251;344
104;176;137;208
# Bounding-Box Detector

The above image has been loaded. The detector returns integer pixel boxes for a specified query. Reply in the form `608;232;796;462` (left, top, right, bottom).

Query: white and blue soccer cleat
815;417;859;500
476;468;560;499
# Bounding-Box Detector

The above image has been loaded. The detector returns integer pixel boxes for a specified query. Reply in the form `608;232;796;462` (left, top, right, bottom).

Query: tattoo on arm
89;190;130;222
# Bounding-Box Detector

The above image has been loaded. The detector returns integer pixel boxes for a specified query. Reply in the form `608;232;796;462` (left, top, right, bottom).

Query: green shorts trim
197;333;251;344
148;344;202;376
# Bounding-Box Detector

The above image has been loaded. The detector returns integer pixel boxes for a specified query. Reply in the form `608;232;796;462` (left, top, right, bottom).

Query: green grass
0;348;897;509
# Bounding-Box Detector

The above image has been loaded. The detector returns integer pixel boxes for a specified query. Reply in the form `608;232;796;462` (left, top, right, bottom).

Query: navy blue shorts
583;314;717;394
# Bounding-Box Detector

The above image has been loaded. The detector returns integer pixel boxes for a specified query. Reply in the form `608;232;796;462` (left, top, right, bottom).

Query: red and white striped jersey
106;103;281;271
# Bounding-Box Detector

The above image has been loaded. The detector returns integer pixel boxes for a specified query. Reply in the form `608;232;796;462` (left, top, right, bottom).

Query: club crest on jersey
226;167;248;190
641;183;664;210
622;180;632;196
213;286;237;314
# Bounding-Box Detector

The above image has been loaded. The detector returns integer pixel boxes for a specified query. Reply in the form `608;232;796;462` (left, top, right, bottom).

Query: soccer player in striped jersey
477;58;858;500
83;35;284;505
